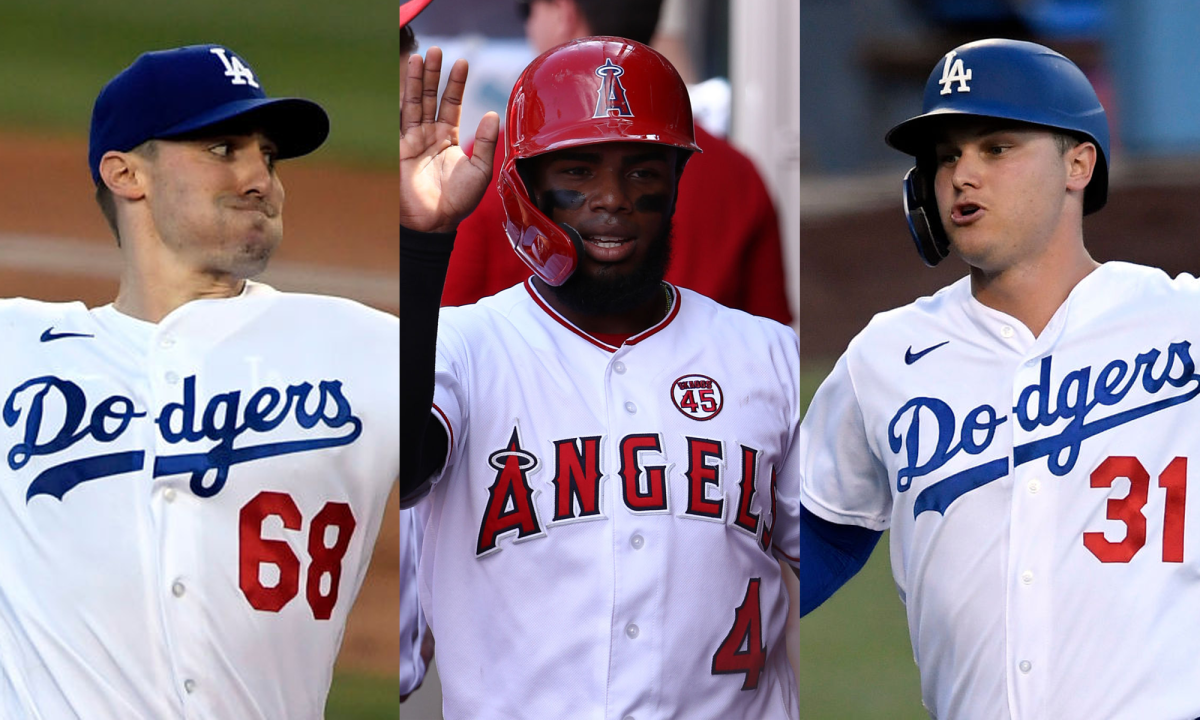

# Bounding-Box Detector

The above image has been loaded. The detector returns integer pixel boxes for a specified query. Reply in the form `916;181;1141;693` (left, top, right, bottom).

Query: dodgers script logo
4;374;361;502
888;341;1200;517
593;59;634;118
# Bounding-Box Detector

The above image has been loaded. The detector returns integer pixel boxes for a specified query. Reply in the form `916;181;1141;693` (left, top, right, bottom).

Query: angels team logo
593;59;634;118
671;374;723;421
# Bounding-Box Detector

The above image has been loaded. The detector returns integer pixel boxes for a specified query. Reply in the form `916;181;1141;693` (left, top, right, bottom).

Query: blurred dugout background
801;1;1200;718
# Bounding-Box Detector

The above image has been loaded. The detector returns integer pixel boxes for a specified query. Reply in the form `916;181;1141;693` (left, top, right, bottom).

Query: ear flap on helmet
902;165;950;267
497;164;582;286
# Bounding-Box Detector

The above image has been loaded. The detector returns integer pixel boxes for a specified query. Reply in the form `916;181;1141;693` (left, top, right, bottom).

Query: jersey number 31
1085;456;1187;563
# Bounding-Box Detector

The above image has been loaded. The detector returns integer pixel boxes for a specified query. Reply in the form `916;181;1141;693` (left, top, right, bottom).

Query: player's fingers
401;54;425;135
471;111;501;177
421;47;443;125
437;58;470;130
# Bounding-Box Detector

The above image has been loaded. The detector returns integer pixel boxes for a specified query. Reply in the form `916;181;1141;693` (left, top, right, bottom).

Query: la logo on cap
209;47;260;88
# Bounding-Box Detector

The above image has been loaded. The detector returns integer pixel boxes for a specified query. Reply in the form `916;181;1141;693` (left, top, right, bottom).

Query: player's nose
237;136;280;199
951;149;983;190
588;168;633;213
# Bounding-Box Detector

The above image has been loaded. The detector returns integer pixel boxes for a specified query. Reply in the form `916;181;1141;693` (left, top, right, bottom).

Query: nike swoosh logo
905;341;949;365
40;328;95;342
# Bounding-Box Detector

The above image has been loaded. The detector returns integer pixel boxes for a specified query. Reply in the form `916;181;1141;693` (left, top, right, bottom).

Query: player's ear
99;150;149;201
1064;141;1097;195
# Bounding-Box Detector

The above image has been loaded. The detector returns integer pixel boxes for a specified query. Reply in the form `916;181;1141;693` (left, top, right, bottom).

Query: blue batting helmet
885;38;1110;266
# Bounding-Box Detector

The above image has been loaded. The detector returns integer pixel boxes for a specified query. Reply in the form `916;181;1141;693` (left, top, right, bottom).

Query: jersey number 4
239;490;358;619
711;577;766;689
1085;456;1187;563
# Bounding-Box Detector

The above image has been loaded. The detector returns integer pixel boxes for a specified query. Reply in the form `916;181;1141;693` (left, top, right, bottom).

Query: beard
548;218;674;317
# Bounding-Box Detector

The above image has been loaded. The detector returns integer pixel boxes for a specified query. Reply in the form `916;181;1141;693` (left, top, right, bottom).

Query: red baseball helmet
497;36;702;286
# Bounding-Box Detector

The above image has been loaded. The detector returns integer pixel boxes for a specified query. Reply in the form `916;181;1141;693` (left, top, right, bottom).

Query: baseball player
799;39;1200;718
443;0;794;327
401;38;800;719
0;44;414;718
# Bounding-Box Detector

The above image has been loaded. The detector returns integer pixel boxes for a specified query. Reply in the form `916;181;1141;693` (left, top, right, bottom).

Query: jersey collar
523;278;682;353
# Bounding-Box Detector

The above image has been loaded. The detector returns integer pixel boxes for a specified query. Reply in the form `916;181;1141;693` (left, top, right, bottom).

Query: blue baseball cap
88;44;329;184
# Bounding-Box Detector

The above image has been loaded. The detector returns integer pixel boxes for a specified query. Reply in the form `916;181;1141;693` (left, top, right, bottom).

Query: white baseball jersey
399;500;428;697
800;262;1200;719
423;280;800;720
0;282;407;719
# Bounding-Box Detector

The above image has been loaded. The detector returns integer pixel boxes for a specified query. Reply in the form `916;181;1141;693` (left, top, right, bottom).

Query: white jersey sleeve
799;353;892;532
398;504;428;696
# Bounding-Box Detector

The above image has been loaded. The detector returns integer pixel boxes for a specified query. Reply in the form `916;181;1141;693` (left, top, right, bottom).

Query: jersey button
1000;325;1015;339
613;361;626;374
630;534;644;550
164;371;180;385
1027;479;1040;494
184;679;197;694
171;581;186;598
624;402;637;414
158;336;176;349
1020;571;1034;585
625;623;640;639
1019;660;1032;674
163;488;177;503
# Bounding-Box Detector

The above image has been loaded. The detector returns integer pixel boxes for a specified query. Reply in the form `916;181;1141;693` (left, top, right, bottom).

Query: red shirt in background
443;125;793;326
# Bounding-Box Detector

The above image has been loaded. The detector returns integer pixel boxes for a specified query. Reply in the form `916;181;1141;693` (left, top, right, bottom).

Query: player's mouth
581;234;637;263
227;198;280;218
950;201;984;226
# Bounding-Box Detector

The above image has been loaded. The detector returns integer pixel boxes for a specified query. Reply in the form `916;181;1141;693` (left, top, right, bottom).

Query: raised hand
400;47;500;233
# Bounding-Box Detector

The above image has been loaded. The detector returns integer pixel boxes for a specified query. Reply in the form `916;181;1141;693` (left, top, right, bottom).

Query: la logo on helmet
938;50;971;95
593;59;634;118
209;47;260;88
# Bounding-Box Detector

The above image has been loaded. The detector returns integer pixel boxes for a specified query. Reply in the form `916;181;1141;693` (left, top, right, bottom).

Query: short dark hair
575;0;663;46
1053;131;1086;155
94;140;157;245
400;24;417;58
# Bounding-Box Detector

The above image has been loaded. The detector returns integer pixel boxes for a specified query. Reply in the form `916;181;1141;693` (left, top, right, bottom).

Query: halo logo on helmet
496;37;701;287
885;38;1111;267
593;59;634;119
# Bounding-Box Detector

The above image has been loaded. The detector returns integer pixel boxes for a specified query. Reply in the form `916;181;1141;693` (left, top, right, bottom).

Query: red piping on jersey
523;278;682;353
431;402;453;457
776;548;799;564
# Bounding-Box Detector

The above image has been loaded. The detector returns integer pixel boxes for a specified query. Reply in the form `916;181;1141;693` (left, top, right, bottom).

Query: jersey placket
1004;313;1070;720
146;325;208;714
603;344;665;720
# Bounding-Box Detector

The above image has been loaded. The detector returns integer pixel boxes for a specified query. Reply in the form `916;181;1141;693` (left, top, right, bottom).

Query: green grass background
0;0;396;166
800;365;928;719
0;2;396;717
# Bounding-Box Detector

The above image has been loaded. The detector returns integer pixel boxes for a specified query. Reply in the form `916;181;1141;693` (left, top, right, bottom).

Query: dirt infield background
800;163;1200;362
0;131;400;677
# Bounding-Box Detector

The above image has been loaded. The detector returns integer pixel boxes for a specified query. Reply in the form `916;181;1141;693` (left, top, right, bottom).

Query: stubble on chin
549;221;674;317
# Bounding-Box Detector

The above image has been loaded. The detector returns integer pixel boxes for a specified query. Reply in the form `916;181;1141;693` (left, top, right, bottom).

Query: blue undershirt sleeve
799;503;883;616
